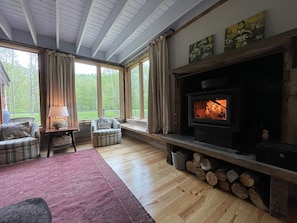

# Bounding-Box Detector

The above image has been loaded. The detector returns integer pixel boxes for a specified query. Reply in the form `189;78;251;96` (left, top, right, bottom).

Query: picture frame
189;35;214;64
224;11;265;52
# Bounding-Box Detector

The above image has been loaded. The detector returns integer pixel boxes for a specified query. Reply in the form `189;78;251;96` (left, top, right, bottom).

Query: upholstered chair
91;117;122;147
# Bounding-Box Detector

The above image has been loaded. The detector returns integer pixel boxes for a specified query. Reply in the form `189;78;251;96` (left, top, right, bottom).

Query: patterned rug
0;149;155;223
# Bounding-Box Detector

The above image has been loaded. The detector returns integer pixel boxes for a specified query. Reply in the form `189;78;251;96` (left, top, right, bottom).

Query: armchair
91;117;122;147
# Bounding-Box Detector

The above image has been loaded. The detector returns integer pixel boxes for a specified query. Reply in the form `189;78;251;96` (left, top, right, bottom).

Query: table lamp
48;106;69;129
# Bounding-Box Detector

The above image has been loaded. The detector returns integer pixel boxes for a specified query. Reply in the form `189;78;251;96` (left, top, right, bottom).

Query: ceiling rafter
0;8;13;40
56;0;60;49
20;0;38;45
0;0;221;64
117;0;204;63
91;0;128;57
75;0;94;54
106;0;164;61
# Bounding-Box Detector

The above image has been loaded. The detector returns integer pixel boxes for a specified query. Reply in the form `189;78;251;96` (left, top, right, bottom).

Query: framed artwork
189;35;214;64
224;11;265;52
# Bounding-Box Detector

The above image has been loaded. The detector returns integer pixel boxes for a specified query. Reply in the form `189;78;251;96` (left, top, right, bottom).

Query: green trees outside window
101;67;120;118
131;65;140;118
129;59;149;120
75;62;121;121
0;47;40;124
75;63;98;121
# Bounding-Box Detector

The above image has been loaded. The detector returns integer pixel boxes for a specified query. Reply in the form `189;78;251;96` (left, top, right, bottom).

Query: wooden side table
45;127;77;157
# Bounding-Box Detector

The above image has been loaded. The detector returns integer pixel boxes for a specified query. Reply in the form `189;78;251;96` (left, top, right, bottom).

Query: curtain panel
44;50;78;129
147;35;170;134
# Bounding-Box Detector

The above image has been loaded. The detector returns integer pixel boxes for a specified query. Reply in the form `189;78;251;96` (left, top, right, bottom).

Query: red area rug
0;149;155;223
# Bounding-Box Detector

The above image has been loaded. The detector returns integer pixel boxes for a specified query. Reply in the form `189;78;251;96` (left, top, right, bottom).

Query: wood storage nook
164;28;297;222
186;153;270;211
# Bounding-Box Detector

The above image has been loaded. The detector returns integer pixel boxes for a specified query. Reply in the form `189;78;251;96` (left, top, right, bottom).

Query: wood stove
188;88;241;150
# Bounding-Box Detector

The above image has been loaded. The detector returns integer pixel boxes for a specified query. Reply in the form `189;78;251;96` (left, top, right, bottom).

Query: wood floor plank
68;136;284;223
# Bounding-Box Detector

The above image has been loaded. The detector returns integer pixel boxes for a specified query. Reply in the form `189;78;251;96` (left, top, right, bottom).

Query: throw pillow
1;122;31;140
97;123;111;129
97;117;112;129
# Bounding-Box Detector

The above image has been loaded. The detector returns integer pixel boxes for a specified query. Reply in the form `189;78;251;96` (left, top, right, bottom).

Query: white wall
168;0;297;69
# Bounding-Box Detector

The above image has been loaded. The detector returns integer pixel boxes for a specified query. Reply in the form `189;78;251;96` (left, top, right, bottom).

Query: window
128;59;149;120
75;62;97;121
75;61;123;121
100;67;120;118
0;46;40;124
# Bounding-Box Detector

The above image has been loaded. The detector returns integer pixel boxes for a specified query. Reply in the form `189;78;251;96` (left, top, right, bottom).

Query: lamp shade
48;106;69;117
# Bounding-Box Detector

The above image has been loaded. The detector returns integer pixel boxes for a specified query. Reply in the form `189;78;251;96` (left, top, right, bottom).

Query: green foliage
101;67;120;112
77;111;97;121
0;48;149;124
77;110;120;120
75;73;97;111
0;47;40;124
75;66;121;120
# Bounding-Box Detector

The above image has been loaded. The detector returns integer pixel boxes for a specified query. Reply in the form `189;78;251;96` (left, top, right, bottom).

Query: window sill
121;122;147;133
121;122;164;140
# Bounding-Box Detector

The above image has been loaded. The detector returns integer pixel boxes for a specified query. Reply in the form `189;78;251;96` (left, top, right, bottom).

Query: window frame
0;43;41;125
126;58;149;122
75;59;124;122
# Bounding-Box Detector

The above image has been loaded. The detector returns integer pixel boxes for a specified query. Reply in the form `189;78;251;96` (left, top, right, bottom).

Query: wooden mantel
170;28;297;78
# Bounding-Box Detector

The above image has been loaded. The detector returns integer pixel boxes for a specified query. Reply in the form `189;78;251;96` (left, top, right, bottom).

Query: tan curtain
45;50;78;129
147;35;170;134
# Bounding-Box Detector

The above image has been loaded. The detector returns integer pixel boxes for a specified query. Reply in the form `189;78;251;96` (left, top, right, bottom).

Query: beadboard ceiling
0;0;220;65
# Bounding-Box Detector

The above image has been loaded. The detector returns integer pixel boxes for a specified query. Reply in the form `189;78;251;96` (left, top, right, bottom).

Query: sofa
0;121;40;165
91;117;122;147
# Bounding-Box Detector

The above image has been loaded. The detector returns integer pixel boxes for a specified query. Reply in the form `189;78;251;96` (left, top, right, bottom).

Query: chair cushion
93;128;121;136
0;137;39;149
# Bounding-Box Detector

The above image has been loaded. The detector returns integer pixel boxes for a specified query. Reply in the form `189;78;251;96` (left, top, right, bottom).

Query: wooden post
166;144;173;164
270;177;288;220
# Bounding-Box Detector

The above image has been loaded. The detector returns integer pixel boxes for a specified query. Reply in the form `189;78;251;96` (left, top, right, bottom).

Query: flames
194;99;227;120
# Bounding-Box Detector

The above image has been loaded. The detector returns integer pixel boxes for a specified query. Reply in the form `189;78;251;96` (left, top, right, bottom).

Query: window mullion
139;64;144;119
97;65;102;117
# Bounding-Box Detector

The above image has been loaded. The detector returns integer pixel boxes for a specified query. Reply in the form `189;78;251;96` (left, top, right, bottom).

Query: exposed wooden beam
76;0;94;54
56;0;60;49
20;0;38;45
106;0;164;61
117;0;205;63
91;0;128;57
0;9;13;40
167;0;228;38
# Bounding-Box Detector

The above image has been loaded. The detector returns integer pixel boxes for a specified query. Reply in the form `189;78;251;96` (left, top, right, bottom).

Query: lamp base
52;120;66;129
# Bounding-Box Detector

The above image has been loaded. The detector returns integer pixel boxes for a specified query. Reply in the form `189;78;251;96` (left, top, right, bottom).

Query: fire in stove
194;99;227;121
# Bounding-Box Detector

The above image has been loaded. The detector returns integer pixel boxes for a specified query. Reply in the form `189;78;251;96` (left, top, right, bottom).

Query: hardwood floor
44;136;284;223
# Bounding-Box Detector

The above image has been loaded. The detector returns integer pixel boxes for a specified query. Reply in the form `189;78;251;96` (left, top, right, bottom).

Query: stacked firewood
186;152;269;212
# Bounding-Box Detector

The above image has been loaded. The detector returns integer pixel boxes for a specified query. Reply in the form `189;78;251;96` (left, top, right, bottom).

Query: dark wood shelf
162;134;297;184
170;28;297;78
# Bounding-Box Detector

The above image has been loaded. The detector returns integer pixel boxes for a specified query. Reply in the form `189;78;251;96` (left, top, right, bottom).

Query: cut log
206;171;218;186
215;165;231;181
195;168;206;181
227;168;242;183
219;180;231;191
239;170;261;187
186;161;196;174
193;152;204;162
200;157;221;171
192;159;201;168
231;182;249;200
248;184;269;212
